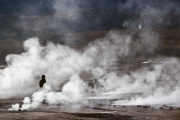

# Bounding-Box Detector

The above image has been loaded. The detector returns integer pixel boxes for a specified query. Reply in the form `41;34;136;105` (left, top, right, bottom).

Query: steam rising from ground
5;30;180;111
3;0;180;111
112;58;180;107
3;30;157;96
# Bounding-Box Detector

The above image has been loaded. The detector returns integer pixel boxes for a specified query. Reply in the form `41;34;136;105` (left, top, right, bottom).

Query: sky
0;0;179;15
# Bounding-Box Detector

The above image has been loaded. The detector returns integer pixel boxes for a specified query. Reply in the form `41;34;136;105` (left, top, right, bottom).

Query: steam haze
0;0;180;111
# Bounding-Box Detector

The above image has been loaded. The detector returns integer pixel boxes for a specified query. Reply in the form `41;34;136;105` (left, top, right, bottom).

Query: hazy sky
0;0;179;15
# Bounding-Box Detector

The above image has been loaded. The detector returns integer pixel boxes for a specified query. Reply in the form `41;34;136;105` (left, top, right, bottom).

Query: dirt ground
0;98;180;120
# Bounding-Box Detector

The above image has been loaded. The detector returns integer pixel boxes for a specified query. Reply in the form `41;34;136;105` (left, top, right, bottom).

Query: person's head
42;75;45;79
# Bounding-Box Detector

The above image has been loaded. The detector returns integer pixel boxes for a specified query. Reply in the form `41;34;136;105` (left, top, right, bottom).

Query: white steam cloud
2;31;140;97
4;0;180;111
5;29;180;111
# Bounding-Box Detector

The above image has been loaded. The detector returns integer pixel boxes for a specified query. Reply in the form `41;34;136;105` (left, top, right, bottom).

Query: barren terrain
1;98;180;120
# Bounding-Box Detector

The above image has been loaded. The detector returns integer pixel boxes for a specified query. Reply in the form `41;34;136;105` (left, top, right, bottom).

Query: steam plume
6;27;180;111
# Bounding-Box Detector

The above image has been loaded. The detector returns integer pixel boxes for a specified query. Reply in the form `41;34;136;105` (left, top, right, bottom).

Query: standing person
39;75;46;88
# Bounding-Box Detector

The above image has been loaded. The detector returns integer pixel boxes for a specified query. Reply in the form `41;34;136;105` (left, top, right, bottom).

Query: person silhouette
39;75;46;88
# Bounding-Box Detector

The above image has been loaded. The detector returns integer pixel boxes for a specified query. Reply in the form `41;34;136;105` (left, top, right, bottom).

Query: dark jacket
39;79;46;88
